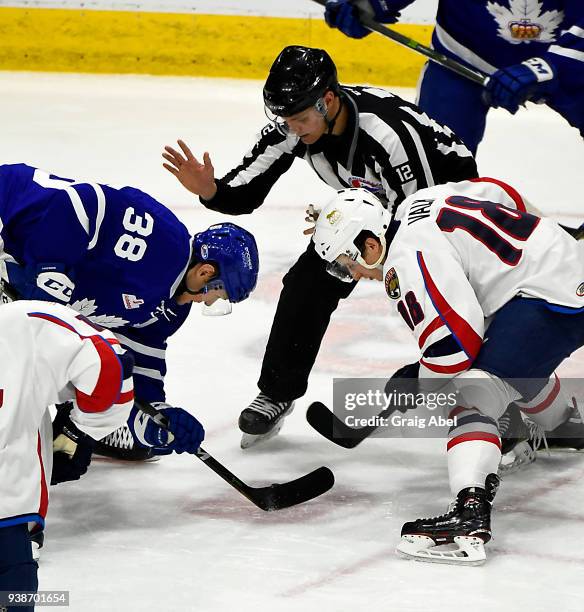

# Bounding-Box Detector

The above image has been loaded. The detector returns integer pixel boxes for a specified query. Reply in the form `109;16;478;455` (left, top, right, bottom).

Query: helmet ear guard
192;223;259;303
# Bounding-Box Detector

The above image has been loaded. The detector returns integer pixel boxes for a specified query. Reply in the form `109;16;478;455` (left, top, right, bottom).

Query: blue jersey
0;163;193;402
429;0;584;88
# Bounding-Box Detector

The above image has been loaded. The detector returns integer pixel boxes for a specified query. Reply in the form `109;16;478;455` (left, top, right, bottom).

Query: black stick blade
248;466;335;511
306;402;372;449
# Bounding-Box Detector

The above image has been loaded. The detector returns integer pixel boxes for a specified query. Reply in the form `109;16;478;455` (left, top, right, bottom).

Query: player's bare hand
303;204;321;235
162;139;218;200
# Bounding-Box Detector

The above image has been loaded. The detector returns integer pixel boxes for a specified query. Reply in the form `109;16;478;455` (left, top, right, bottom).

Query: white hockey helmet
313;188;391;279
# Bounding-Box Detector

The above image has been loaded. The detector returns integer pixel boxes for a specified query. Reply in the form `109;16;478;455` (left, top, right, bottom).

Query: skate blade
498;441;536;477
92;453;160;463
396;535;486;566
240;419;285;449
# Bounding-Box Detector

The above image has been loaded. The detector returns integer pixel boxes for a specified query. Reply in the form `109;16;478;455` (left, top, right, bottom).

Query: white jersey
384;178;584;379
0;300;134;529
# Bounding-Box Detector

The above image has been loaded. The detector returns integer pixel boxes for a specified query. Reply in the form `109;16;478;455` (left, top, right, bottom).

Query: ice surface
1;72;583;612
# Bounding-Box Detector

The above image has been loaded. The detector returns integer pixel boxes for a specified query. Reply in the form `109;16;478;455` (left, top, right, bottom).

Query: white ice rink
1;72;584;612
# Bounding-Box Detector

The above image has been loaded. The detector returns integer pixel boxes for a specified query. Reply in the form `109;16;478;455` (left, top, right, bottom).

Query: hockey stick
307;401;389;448
311;0;487;86
137;400;335;511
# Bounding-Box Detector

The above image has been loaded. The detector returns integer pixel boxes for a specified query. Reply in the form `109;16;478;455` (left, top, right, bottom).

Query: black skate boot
397;473;499;565
93;424;157;461
239;392;295;449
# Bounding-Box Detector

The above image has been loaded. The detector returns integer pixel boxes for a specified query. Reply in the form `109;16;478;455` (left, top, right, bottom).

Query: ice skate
239;392;295;449
497;404;537;476
539;399;584;451
93;425;158;462
397;474;499;566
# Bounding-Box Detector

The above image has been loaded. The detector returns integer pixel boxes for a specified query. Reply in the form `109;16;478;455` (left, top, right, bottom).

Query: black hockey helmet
263;45;339;118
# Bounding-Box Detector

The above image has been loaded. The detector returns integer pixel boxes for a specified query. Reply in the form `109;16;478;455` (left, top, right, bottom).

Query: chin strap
319;95;343;134
326;101;343;134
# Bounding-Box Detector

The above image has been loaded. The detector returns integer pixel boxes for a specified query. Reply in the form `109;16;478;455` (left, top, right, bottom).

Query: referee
162;45;478;448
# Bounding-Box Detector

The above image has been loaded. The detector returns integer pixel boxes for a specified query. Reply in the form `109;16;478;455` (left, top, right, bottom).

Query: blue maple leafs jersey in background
0;163;193;402
431;0;584;88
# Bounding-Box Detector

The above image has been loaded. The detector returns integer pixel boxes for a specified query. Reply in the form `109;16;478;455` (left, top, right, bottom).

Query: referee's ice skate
239;392;295;449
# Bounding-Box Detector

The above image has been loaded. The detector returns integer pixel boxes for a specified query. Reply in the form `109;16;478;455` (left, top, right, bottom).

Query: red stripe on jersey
447;432;501;451
417;253;482;361
28;312;77;333
37;433;49;519
75;336;123;413
448;405;478;419
520;375;560;414
420;358;472;374
118;389;135;405
28;312;124;414
470;177;526;212
418;315;445;349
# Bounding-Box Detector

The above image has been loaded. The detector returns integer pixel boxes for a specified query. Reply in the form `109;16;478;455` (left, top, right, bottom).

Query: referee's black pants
258;241;356;402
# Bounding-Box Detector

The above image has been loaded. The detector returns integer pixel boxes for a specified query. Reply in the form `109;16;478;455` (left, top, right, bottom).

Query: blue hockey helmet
192;223;259;303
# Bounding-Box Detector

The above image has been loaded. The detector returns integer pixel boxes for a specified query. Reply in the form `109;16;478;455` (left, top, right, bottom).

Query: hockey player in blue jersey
0;163;260;460
324;0;584;153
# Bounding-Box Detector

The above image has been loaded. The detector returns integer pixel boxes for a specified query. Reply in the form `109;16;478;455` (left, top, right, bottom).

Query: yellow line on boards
0;8;432;85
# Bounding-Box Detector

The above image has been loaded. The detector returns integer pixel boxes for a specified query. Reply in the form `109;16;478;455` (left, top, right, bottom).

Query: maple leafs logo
487;0;563;44
70;298;129;329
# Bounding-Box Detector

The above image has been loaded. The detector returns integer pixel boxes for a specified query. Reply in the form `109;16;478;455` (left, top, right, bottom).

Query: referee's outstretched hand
162;139;218;201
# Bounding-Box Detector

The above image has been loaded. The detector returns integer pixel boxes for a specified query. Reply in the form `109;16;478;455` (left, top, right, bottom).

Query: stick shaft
312;0;487;85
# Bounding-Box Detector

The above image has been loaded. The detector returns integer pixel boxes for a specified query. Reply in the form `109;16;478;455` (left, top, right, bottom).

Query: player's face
283;107;328;144
176;263;229;305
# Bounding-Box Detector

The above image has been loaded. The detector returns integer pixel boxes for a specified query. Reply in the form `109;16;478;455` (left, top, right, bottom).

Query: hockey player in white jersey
312;179;584;564
0;300;136;606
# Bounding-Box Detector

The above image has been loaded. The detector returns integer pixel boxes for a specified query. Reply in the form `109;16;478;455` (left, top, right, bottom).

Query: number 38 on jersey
114;207;154;262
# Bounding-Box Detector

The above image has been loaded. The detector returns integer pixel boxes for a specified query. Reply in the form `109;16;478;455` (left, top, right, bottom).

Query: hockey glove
325;0;402;39
5;261;74;304
483;57;558;114
384;361;420;413
51;403;95;485
128;404;205;455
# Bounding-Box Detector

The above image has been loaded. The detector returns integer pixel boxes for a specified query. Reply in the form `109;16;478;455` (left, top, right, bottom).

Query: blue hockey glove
325;0;401;39
128;404;205;455
5;260;74;304
483;57;557;114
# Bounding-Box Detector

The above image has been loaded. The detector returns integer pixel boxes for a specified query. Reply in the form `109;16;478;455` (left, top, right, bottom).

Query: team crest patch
122;294;145;310
326;209;342;225
487;1;563;45
385;267;401;299
577;283;584;297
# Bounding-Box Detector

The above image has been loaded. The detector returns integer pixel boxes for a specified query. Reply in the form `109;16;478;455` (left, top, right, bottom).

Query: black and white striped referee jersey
201;85;478;215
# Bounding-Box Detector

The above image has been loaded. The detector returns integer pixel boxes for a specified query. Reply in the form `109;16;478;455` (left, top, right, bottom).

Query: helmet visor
325;251;360;283
264;97;327;136
200;279;232;315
